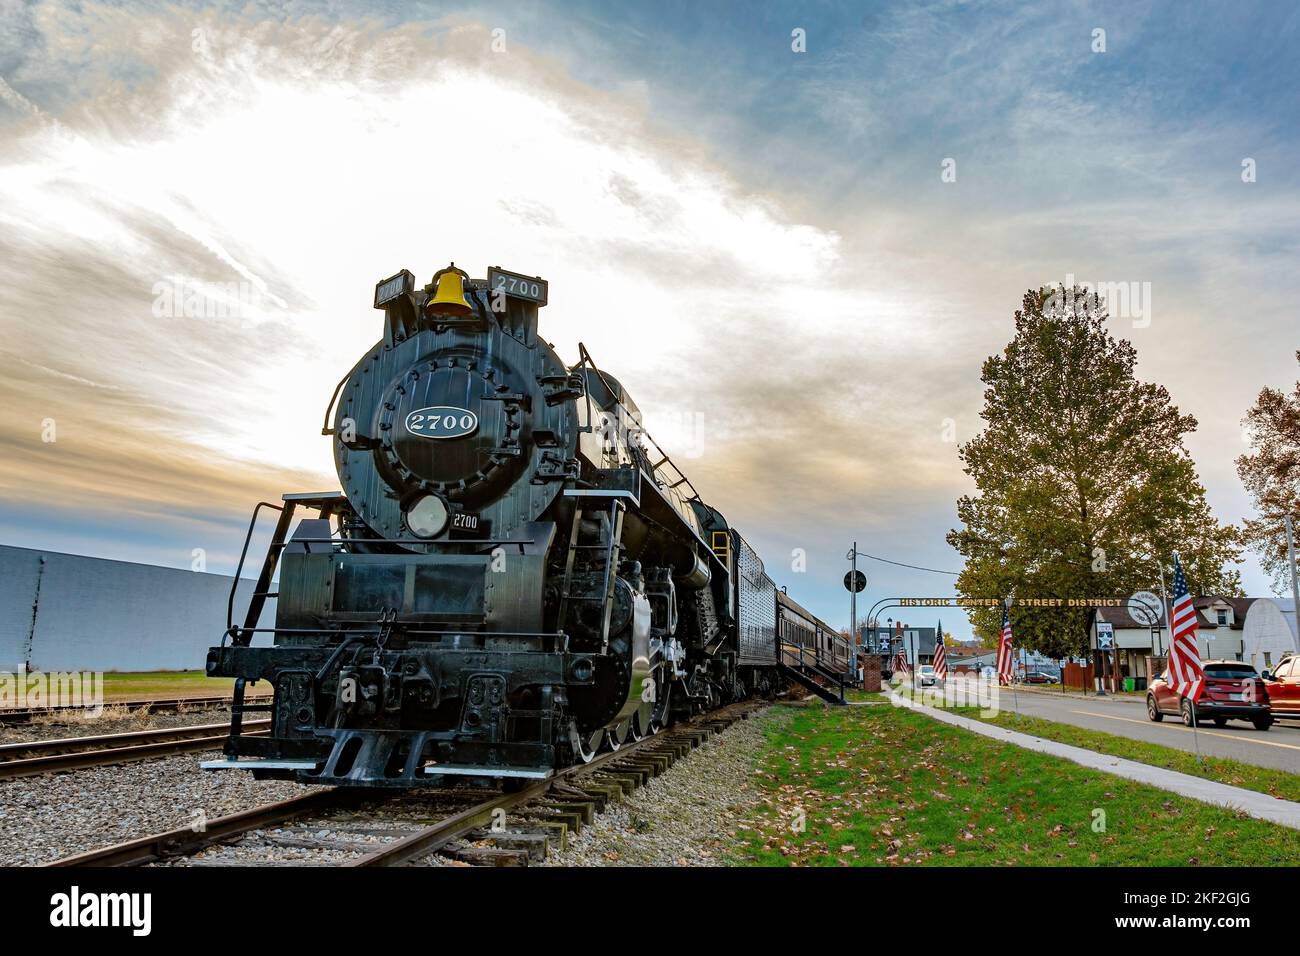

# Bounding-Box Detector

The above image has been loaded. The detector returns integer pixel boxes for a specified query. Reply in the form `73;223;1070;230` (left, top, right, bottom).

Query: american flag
933;619;947;680
1166;553;1204;702
996;606;1014;686
895;622;908;677
893;641;908;677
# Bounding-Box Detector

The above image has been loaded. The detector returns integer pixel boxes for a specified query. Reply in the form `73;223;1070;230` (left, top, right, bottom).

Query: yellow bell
425;263;473;317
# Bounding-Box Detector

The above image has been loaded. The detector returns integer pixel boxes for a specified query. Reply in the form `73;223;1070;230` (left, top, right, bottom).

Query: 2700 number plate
405;406;478;439
487;267;548;306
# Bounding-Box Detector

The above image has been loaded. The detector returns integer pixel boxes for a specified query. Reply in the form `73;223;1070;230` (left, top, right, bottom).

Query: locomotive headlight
405;494;449;538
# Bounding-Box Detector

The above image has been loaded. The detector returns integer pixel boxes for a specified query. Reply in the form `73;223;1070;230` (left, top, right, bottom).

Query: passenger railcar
777;589;852;676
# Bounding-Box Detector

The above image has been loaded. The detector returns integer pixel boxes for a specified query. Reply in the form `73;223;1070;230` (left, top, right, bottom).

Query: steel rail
0;720;271;780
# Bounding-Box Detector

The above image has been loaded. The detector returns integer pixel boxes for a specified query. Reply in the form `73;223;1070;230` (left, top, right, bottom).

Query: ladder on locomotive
557;494;626;648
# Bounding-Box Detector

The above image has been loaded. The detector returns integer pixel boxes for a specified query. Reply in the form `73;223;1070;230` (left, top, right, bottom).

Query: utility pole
845;544;868;682
850;542;858;667
1287;516;1300;653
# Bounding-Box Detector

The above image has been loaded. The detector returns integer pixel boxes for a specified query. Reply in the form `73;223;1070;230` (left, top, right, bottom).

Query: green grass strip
730;702;1300;866
954;707;1300;805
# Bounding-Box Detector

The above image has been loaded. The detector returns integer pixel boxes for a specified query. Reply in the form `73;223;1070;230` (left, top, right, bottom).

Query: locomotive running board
201;758;322;771
423;765;553;779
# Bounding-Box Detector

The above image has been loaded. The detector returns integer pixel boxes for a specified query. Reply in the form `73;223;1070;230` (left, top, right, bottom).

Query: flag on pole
895;621;908;678
996;606;1015;686
933;619;947;680
1166;553;1205;702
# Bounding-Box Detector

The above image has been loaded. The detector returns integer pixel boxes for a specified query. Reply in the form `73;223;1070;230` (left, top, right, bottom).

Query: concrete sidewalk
889;692;1300;832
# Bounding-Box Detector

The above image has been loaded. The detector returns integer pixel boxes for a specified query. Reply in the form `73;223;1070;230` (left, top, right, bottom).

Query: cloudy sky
1;0;1297;640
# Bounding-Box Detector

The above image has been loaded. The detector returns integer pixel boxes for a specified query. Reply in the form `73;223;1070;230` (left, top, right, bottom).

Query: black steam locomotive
205;262;825;787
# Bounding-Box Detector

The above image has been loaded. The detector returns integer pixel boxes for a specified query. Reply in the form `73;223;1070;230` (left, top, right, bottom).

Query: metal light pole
1286;516;1300;653
1137;547;1170;667
1156;559;1169;657
1096;625;1109;697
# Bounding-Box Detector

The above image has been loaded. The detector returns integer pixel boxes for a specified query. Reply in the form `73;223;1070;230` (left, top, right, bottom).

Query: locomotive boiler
204;261;789;786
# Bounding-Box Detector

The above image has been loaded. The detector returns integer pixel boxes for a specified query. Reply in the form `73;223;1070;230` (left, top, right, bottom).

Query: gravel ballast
544;706;784;867
0;751;312;866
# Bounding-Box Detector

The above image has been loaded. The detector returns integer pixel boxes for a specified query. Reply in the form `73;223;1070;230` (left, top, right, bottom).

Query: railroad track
47;700;766;868
0;695;271;726
0;720;271;780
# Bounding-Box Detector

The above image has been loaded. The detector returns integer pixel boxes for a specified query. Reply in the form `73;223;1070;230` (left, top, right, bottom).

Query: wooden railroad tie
444;841;529;866
465;829;550;862
514;816;568;851
534;800;593;825
595;771;641;794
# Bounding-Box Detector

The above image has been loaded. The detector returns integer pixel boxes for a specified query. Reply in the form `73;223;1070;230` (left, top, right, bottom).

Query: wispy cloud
0;1;1296;635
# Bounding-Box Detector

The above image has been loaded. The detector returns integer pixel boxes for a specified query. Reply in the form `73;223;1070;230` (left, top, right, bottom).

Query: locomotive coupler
336;663;394;720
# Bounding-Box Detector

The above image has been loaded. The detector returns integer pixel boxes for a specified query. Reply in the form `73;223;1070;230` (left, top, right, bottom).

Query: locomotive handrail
227;501;285;632
321;367;353;436
573;342;704;504
636;427;703;504
573;342;610;442
576;342;619;414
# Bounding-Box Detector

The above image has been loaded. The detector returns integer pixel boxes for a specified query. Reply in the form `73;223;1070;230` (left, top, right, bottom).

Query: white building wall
0;548;43;668
0;545;274;672
1242;598;1299;671
1199;631;1242;661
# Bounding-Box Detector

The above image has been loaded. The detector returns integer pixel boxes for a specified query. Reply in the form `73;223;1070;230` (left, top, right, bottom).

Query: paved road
956;681;1300;774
